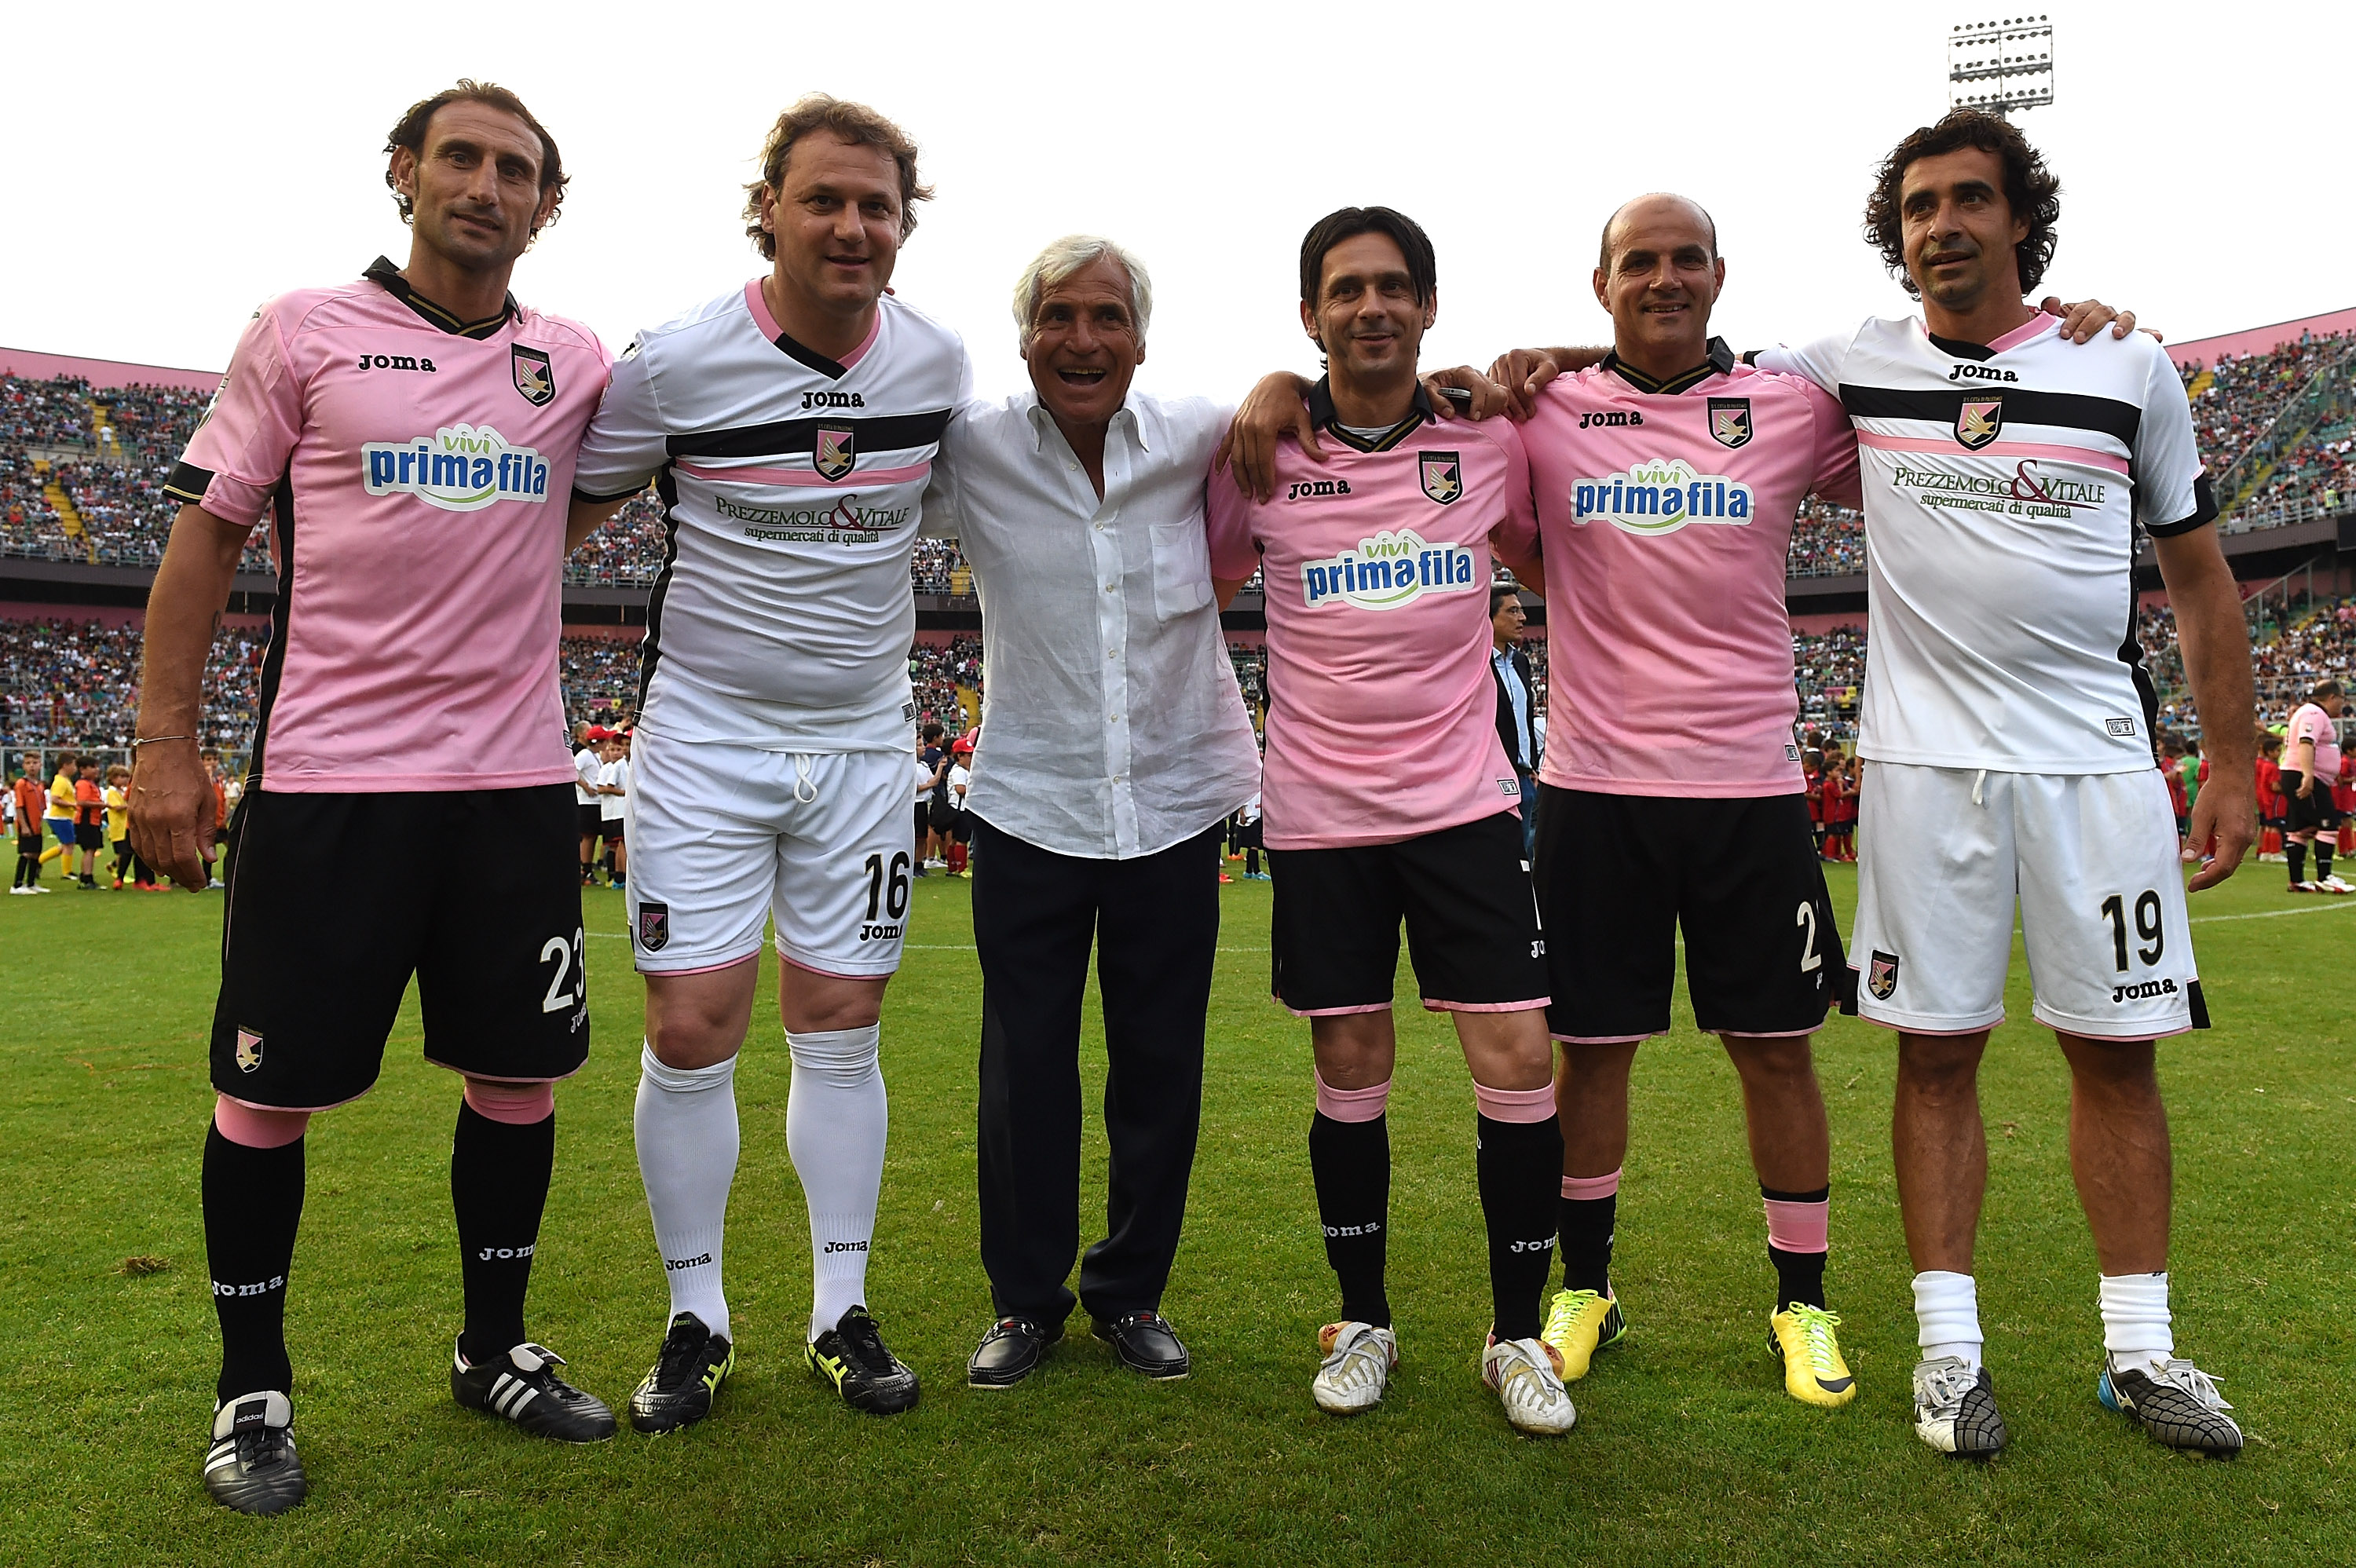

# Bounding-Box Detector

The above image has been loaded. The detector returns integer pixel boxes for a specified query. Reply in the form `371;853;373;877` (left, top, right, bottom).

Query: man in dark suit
1491;586;1540;862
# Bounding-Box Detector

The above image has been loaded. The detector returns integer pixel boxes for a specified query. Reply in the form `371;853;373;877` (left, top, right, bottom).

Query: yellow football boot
1769;1303;1857;1407
1538;1288;1626;1382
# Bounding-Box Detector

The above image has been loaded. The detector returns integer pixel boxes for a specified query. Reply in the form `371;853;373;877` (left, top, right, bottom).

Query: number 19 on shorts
2099;890;2164;972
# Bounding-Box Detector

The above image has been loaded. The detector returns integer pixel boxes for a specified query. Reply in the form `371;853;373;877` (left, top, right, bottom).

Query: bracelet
130;734;196;748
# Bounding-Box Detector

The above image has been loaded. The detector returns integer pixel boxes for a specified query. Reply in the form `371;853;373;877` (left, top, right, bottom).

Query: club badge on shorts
235;1029;265;1073
814;422;855;482
638;901;670;952
1867;948;1901;1002
1707;397;1753;449
1419;451;1462;504
1955;396;2003;451
511;345;555;408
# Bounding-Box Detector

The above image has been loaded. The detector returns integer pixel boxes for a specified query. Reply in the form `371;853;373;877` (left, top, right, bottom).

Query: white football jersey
1760;314;2213;774
575;282;971;751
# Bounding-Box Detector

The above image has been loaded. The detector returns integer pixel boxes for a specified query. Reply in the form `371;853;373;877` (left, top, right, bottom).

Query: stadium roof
0;345;219;392
2166;307;2356;370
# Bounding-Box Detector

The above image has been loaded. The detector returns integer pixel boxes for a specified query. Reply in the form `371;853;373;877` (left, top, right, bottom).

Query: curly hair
743;96;933;257
383;80;569;234
1864;109;2061;298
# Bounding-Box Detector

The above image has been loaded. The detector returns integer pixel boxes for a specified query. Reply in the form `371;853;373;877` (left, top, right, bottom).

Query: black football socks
1309;1111;1392;1329
451;1101;555;1366
205;1120;304;1403
1477;1115;1563;1342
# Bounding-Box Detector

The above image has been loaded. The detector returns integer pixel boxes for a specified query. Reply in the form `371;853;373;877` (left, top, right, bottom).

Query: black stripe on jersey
772;329;851;381
243;473;297;793
364;257;516;339
2145;471;2220;538
665;409;953;461
1838;385;2142;447
633;466;684;719
572;481;649;506
163;460;215;506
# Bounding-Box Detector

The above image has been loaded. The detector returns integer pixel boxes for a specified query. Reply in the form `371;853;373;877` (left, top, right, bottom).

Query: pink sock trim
463;1078;555;1125
214;1094;309;1149
1561;1168;1621;1201
1313;1071;1390;1123
1472;1081;1557;1124
1762;1197;1830;1254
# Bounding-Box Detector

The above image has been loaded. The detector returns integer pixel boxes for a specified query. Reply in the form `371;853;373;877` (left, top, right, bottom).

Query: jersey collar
363;257;516;339
743;279;880;380
1926;312;2055;361
1599;335;1736;395
1306;375;1437;453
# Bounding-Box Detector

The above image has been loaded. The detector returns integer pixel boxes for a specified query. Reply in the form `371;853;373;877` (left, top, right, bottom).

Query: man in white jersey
569;96;965;1427
1753;110;2256;1458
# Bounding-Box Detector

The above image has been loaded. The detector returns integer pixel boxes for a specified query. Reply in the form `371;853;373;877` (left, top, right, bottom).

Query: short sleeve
1483;420;1539;565
164;303;303;529
920;397;981;541
1203;457;1261;580
571;339;669;503
1751;331;1853;397
1796;375;1864;508
2133;344;2216;536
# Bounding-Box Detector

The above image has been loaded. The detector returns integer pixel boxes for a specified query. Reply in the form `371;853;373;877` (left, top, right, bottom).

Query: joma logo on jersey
355;353;437;374
1947;363;2019;383
1301;528;1476;611
362;424;549;510
859;921;904;941
801;390;865;411
1571;458;1754;535
1285;478;1354;500
1579;410;1645;429
2113;978;2179;1003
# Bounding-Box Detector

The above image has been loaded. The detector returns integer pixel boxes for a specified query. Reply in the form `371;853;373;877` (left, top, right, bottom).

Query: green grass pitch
4;854;2352;1565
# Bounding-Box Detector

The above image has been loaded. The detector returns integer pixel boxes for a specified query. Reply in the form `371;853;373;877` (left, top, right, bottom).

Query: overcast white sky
5;0;2347;395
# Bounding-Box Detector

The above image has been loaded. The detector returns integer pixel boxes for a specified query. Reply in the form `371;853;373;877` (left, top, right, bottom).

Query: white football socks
635;1044;739;1341
1912;1270;1984;1372
786;1023;887;1341
2098;1270;2173;1369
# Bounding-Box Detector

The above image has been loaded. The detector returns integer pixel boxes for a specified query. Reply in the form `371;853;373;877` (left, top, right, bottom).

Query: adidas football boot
1769;1304;1857;1408
2098;1353;2243;1457
629;1312;735;1434
203;1390;306;1516
1540;1287;1626;1381
1312;1321;1399;1415
1912;1355;2007;1457
807;1306;920;1415
451;1340;618;1442
1481;1333;1577;1436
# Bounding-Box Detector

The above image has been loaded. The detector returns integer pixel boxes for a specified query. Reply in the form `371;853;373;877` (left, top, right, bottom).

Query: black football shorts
210;784;590;1108
1534;785;1851;1043
1268;810;1546;1015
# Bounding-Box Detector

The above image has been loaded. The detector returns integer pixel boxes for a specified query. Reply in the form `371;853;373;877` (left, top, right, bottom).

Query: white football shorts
624;735;915;978
1851;762;2204;1040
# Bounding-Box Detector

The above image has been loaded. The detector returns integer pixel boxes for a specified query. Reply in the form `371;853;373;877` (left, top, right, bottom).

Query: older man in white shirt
924;236;1261;1389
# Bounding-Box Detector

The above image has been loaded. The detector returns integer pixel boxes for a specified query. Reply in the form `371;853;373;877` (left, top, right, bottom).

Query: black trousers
972;815;1221;1326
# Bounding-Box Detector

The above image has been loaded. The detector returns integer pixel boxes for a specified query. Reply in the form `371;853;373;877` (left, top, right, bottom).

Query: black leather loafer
968;1316;1061;1389
1092;1310;1191;1380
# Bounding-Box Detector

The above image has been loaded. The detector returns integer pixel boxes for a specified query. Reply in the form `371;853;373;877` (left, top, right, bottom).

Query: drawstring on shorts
792;754;818;804
1970;769;1987;808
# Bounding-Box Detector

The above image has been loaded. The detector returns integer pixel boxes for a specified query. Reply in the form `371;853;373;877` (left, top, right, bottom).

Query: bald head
1598;193;1718;272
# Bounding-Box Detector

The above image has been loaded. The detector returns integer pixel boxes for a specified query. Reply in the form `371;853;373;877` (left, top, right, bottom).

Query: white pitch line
2189;900;2356;925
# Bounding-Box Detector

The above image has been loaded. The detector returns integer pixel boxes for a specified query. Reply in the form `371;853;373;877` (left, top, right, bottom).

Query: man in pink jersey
1205;207;1575;1436
133;82;618;1517
1472;195;1871;1413
2282;679;2347;891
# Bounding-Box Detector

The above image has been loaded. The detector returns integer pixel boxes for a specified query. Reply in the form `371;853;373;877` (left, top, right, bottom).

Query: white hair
1012;234;1152;352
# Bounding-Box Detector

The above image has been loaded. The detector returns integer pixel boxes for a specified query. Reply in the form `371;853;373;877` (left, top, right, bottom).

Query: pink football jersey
1519;350;1860;796
2290;701;2342;779
1205;392;1537;849
166;261;609;791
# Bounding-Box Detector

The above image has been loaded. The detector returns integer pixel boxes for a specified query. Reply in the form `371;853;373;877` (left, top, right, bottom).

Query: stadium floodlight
1948;16;2055;117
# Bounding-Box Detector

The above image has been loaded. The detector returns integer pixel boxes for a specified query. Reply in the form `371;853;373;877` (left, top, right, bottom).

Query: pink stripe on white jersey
1519;360;1860;798
1856;431;2131;476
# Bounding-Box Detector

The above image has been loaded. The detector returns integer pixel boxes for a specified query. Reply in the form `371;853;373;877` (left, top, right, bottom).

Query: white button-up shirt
924;391;1261;859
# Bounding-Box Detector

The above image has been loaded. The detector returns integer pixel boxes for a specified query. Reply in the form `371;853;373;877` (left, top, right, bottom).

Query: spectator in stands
1490;586;1540;861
